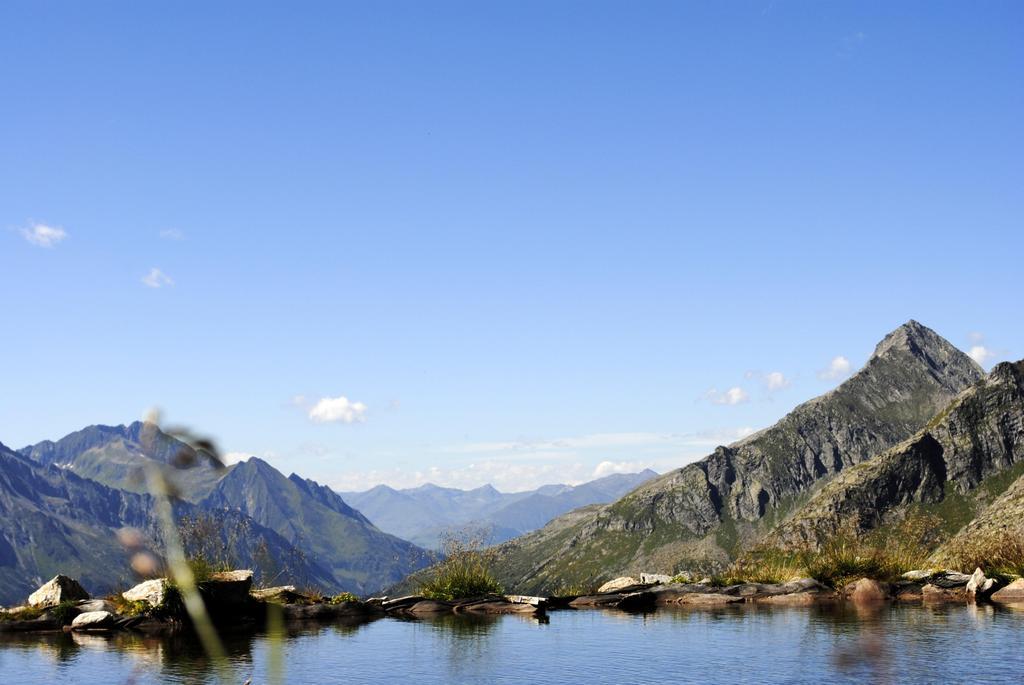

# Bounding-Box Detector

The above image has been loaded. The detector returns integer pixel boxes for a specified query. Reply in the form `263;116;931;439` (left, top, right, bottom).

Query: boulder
930;571;973;588
406;600;454;615
77;599;118;614
597;577;641;594
28;575;90;608
848;578;888;604
757;592;826;606
123;579;169;607
569;594;627;608
200;570;253;605
71;610;116;630
921;583;967;602
615;591;656;611
639;573;673;585
902;569;938;581
966;568;997;599
252;586;307;604
676;593;744;605
991;578;1024;604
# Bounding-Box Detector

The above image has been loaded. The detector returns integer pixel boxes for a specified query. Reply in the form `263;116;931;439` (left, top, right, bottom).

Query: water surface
1;603;1020;684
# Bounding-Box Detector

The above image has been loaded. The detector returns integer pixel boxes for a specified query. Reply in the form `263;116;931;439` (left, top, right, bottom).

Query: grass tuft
419;532;503;601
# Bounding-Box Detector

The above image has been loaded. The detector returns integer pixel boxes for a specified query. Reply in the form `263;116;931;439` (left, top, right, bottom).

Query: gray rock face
71;610;115;630
770;360;1024;550
28;575;90;608
493;322;983;594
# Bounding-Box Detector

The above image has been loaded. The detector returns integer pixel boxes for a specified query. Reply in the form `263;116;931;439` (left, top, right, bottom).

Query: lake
1;603;1021;684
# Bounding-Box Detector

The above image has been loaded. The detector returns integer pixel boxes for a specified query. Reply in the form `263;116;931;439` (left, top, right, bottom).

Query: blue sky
2;2;1021;491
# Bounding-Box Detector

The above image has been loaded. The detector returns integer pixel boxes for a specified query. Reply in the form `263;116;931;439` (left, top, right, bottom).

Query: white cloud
223;452;250;465
968;345;995;367
20;222;67;248
706;386;750;405
592;460;649;479
159;229;185;240
764;371;790;391
142;267;174;288
309;395;367;424
818;355;852;381
444;429;754;456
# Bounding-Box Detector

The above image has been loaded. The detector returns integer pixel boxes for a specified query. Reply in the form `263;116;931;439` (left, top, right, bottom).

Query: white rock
28;575;90;608
123;578;169;607
597;576;640;594
640;573;673;585
71;610;115;630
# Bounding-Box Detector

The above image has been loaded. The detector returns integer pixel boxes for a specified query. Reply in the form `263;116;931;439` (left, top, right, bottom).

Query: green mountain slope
0;441;333;606
203;458;432;593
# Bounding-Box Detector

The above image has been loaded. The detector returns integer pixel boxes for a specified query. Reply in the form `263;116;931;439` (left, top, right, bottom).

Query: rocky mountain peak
870;320;976;367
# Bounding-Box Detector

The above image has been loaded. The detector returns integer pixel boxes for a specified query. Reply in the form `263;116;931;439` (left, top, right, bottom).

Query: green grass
419;534;503;601
720;513;938;588
327;592;359;604
939;530;1024;578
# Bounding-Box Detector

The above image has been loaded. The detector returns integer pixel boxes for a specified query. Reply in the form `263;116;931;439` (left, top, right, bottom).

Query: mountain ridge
490;321;985;594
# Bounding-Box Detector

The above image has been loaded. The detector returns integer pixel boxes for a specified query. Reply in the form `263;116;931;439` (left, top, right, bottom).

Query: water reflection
2;605;1024;684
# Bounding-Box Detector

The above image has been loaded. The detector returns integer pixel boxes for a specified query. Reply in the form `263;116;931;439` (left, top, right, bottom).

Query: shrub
328;592;359;605
419;532;503;601
52;600;79;626
720;513;939;588
938;530;1024;578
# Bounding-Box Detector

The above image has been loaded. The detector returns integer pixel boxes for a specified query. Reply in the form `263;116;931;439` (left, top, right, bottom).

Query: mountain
768;359;1024;550
340;470;659;549
491;321;984;594
203;458;432;592
0;441;333;606
12;421;433;596
19;421;224;501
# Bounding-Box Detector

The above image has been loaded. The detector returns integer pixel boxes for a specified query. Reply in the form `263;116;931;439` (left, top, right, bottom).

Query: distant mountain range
340;470;658;549
0;420;656;605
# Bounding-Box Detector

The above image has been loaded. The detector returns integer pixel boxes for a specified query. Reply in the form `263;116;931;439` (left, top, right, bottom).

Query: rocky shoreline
3;566;1024;637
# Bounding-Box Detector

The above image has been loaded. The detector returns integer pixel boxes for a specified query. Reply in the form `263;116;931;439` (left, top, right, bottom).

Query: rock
568;594;627;608
381;595;425;612
640;573;673;585
77;599;117;614
597;577;641;594
71;610;115;630
757;592;829;606
200;570;253;605
921;583;967;602
676;593;744;605
930;571;973;588
902;569;938;581
28;575;90;608
406;600;454;615
848;578;888;603
966;568;998;598
991;578;1024;604
454;600;539;615
615;591;656;611
123;579;169;607
252;586;307;604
